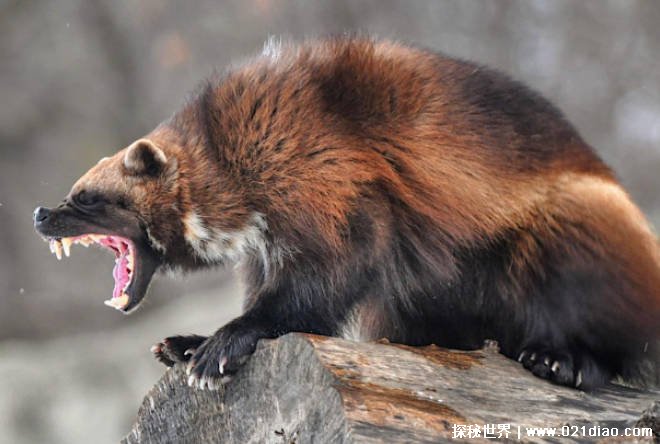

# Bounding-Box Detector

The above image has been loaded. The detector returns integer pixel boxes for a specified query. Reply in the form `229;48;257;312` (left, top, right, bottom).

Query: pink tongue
112;254;130;299
101;236;131;299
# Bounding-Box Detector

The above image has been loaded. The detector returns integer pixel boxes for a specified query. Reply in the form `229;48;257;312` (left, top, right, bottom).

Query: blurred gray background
1;0;659;442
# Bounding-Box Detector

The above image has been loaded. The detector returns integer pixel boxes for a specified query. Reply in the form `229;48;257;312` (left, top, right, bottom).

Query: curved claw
218;356;228;375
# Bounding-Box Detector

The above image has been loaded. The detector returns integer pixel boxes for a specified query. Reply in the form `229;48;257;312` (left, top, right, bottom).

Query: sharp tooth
54;240;63;260
89;234;104;243
103;293;129;310
120;292;129;304
79;237;92;247
49;240;56;254
62;238;72;257
73;236;88;246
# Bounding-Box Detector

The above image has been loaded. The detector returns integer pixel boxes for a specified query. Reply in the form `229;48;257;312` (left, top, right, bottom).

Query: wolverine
33;37;659;390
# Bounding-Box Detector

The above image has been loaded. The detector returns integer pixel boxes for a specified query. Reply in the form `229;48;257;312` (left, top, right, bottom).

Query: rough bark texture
123;333;659;443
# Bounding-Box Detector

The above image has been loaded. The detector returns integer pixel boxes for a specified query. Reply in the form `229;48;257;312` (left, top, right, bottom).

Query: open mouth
46;234;137;311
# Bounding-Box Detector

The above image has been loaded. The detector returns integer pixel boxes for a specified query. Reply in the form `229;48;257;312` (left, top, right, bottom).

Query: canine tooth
103;293;129;310
54;240;63;260
62;238;72;257
49;240;56;254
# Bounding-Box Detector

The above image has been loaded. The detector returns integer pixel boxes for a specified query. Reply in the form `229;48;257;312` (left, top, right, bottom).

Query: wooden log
122;333;659;443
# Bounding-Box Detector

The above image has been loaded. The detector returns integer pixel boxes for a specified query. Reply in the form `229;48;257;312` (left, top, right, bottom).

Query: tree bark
123;333;659;443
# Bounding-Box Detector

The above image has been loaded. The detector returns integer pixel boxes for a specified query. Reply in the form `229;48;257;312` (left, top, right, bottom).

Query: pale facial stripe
145;226;167;254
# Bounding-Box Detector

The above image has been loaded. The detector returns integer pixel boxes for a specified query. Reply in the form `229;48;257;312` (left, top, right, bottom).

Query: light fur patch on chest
182;211;275;272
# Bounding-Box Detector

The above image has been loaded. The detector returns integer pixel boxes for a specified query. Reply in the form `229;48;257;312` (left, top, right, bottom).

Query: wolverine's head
33;137;180;313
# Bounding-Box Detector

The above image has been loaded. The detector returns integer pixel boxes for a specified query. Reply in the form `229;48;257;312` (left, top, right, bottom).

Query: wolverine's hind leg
507;174;660;390
518;346;575;386
516;345;612;389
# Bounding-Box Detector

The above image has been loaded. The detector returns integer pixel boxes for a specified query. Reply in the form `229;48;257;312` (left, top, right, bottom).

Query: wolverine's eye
74;190;104;209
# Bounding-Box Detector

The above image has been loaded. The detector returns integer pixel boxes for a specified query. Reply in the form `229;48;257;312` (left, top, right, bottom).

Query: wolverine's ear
123;139;168;176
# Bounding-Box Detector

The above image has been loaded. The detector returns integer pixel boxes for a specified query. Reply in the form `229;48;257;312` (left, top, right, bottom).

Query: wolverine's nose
33;206;51;223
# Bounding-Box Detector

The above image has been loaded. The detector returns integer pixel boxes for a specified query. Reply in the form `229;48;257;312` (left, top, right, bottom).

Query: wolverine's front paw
186;322;268;390
151;334;207;367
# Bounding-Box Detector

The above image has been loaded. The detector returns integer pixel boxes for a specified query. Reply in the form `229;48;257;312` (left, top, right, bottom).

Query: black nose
33;206;50;223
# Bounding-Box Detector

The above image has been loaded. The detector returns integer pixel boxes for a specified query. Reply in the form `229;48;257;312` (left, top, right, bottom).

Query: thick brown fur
39;38;660;390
